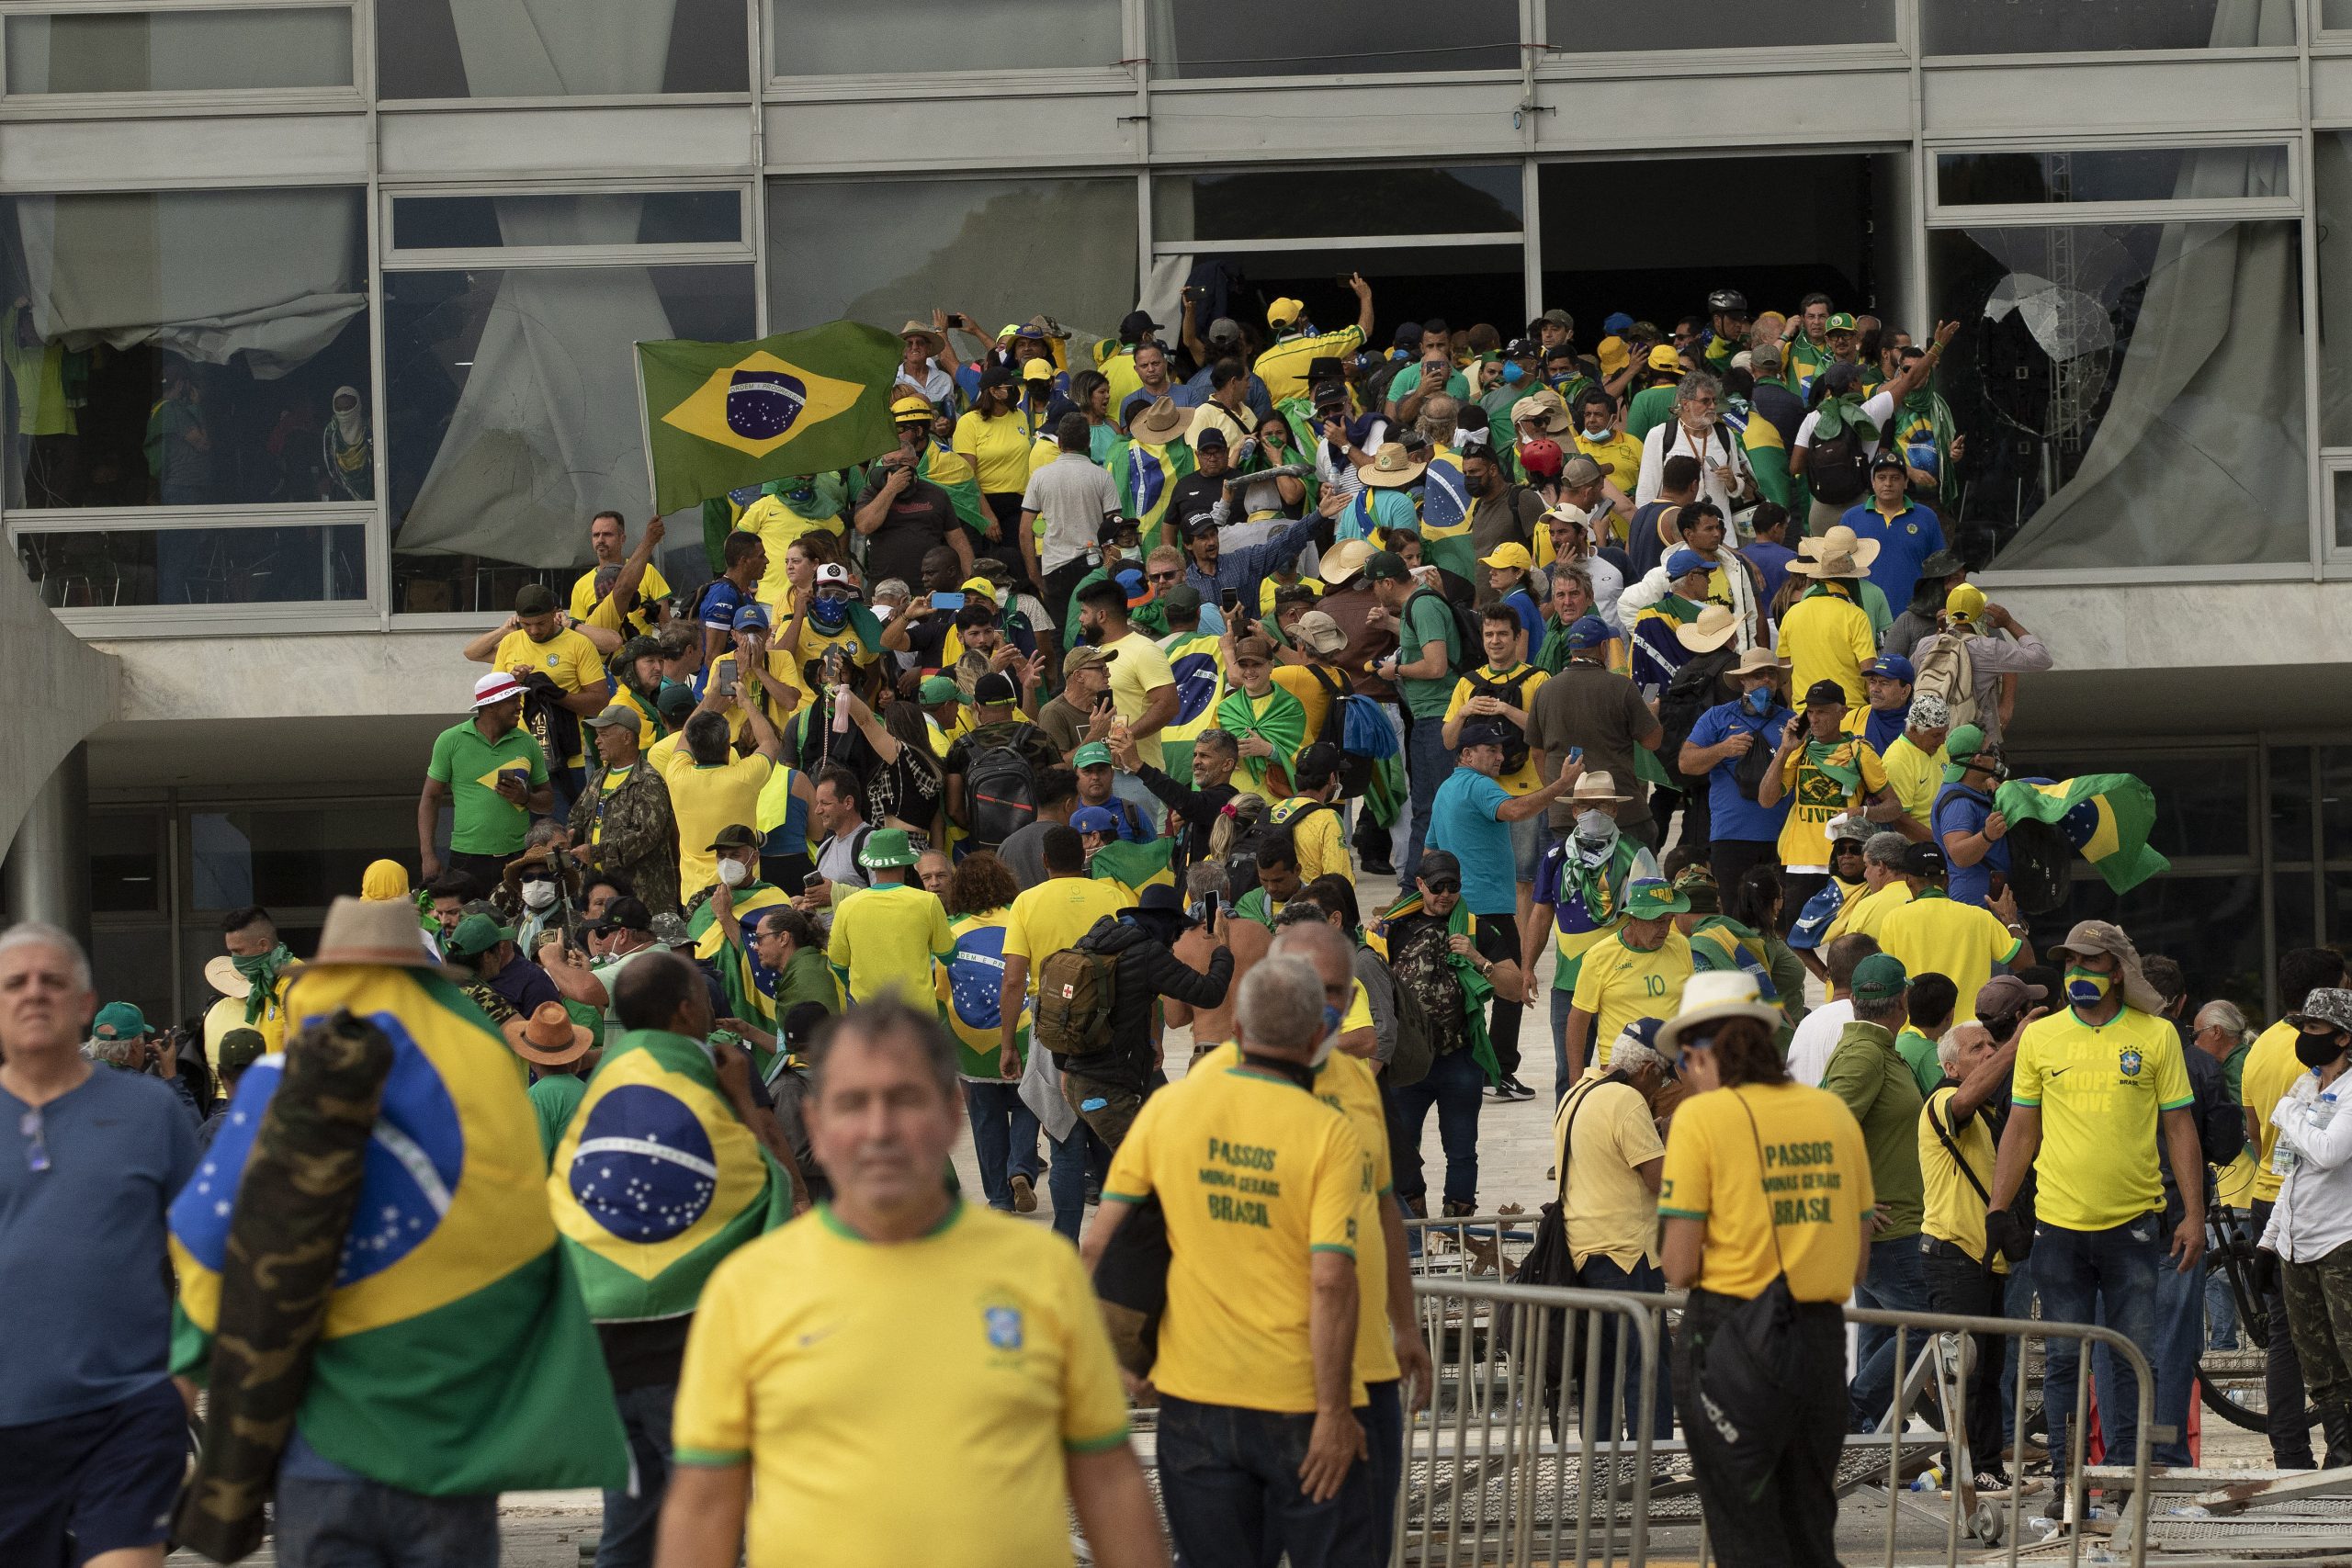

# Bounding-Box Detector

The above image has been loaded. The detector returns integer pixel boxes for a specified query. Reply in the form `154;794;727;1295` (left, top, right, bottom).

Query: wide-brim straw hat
503;1000;595;1066
1790;524;1881;579
1128;396;1192;443
1360;442;1430;490
1674;604;1740;653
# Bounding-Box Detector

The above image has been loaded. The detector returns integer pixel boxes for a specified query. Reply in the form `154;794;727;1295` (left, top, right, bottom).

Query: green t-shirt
1397;591;1461;719
1385;363;1472;406
1820;1021;1927;1238
426;716;549;856
529;1072;587;1158
1625;383;1680;445
1894;1027;1943;1100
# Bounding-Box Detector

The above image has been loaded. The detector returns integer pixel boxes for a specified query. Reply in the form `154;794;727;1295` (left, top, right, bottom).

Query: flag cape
938;912;1032;1079
1159;629;1227;784
1995;773;2171;895
689;883;794;1031
1417;446;1477;581
1216;685;1308;801
1109;435;1194;539
639;323;900;514
1091;838;1176;897
549;1030;791;1323
920;439;989;535
1687;914;1779;1001
170;964;626;1495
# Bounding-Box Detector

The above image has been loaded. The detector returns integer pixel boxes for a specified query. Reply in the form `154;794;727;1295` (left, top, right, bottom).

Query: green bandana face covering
232;943;293;1023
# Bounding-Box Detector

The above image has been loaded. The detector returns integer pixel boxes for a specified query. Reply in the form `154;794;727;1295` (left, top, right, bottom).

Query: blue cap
1616;1015;1667;1060
1565;615;1613;650
1861;653;1916;683
730;603;771;632
1603;311;1634;335
1069;806;1118;834
1665;548;1708;580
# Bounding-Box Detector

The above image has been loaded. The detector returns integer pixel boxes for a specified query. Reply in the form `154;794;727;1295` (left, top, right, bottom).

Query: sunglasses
1148;570;1180;583
1422;878;1461;895
20;1107;50;1173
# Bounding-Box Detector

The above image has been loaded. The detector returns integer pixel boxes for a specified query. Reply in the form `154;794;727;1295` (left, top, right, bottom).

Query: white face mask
1575;809;1619;846
520;879;559;911
717;859;750;887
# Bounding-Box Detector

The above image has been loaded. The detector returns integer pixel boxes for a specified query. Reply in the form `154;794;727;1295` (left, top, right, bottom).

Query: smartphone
1219;586;1241;615
1204;891;1222;931
1332;274;1353;289
802;871;826;893
930;591;965;614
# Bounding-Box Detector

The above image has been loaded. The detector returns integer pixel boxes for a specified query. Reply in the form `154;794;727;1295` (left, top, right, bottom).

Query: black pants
1675;1289;1846;1568
1921;1242;2008;1478
1667;781;1711;857
1042;557;1093;636
1476;913;1522;1078
1779;872;1830;937
445;850;511;898
1710;839;1780;907
2252;1198;2318;1466
982;491;1023;550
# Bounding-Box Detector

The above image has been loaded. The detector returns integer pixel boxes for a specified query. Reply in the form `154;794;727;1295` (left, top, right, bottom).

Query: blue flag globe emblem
569;1084;719;1244
726;367;808;443
950;927;1009;1030
1170;651;1218;723
1130;446;1169;516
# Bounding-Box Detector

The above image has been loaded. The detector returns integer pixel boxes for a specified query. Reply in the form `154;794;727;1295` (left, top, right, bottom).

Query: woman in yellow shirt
950;368;1038;542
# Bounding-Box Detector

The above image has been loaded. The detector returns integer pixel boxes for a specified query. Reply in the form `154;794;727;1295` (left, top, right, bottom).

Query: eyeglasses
1422;879;1461;895
1686;397;1719;410
20;1107;50;1173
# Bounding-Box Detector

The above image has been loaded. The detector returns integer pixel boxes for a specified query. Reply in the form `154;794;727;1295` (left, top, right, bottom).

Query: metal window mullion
380;243;754;271
6;505;377;535
1923;196;2303;227
364;0;388;626
1147;230;1521;256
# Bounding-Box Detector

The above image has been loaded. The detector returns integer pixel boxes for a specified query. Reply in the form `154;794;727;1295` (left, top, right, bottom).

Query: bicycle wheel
2197;1236;2270;1431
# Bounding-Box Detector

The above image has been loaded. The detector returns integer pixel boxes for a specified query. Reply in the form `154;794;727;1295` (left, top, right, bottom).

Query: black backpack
1404;585;1484;679
1806;408;1877;506
1464;666;1541;776
1657;649;1737;786
1303;664;1374;798
965;732;1039;849
1227;801;1339;900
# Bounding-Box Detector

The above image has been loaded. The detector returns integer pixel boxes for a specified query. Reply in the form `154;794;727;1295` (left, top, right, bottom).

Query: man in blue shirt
1678;647;1796;897
0;922;200;1568
1848;652;1915;755
1931;725;2010;908
1840;450;1944;613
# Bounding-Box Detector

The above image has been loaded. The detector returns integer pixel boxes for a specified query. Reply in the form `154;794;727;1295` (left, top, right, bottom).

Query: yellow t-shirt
1826;878;1910;944
568;560;673;639
1569;928;1693;1070
952;408;1036;495
1255;325;1366;404
1102;1060;1369;1412
1001;877;1136;987
1270;797;1350;883
1918;1086;2007;1273
1658;1081;1873;1302
1442;664;1548;794
1875;890;2021;1024
202;986;289;1067
1198;1043;1396;1386
1779;588;1878;708
1774;738;1889;871
1270;664;1332;742
2246;1019;2306;1202
1100;631;1177;770
650;735;775;900
492;625;606;769
826;882;953;1007
1880;735;1947;826
2011;1005;2194;1231
1553;1069;1667;1269
1574;430;1645;500
671;1203;1129;1568
734;496;843;610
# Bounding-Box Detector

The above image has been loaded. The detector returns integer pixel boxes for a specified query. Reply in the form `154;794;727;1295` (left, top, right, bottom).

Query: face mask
1501;362;1526;385
2295;1031;2346;1069
808;595;849;633
1310;1006;1343;1068
718;859;750;887
1583;423;1611;439
1575;809;1618;847
520;879;559;911
1743;687;1774;716
2064;966;2113;1009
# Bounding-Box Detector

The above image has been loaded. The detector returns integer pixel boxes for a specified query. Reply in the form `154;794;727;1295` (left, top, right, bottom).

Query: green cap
1942;724;1989;784
1072;741;1113;769
1849;953;1910;1003
1623;880;1690;919
216;1027;268;1073
918;675;965;705
1826;311;1859;333
92;1001;150;1040
447;912;516;959
1363;549;1411;583
857;827;921;869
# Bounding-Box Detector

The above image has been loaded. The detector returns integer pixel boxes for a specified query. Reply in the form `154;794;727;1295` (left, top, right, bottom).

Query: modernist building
0;0;2345;1023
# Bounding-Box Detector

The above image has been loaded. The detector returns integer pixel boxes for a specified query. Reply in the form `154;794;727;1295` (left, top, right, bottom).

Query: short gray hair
1271;919;1353;985
1937;1021;1993;1073
0;921;92;992
84;1032;141;1066
1675;370;1723;410
869;578;910;602
525;818;568;852
1611;1035;1669;1077
1237;955;1324;1055
2195;1000;2250;1043
1863;831;1910;869
1185;861;1228;899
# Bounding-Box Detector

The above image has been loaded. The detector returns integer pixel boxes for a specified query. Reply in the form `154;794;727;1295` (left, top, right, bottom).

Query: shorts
1509;811;1545;885
0;1379;187;1566
1063;1076;1143;1150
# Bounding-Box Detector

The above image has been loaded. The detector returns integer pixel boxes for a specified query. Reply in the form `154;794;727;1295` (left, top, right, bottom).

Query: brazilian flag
689;884;793;1036
1995;773;2172;895
1418;446;1476;581
918;439;990;536
171;964;626;1495
1091;837;1175;897
1109;435;1194;540
549;1029;792;1322
638;322;900;515
1159;629;1227;784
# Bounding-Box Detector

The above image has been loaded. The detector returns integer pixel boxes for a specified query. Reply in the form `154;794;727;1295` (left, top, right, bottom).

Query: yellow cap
1597;335;1630;378
1945;582;1986;622
1646;344;1684;372
1268;296;1305;328
1479;542;1533;571
1021;357;1053;382
360;859;411;902
889;394;933;421
959;576;999;603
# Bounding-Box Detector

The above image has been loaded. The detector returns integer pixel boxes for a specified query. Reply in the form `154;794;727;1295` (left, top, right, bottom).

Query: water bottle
2316;1090;2341;1132
1908;1464;1945;1493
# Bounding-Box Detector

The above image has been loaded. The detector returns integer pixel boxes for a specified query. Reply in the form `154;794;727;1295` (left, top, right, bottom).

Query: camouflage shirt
568;759;682;917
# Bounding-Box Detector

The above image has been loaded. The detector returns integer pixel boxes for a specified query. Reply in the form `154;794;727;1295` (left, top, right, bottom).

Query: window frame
0;0;363;111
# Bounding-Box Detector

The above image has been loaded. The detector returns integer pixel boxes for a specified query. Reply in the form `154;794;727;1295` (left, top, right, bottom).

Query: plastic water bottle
2316;1090;2341;1131
2277;1090;2340;1176
1908;1464;1945;1493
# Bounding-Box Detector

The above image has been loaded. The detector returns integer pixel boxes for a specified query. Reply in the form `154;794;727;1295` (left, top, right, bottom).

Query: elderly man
1526;773;1662;1100
1918;1016;2026;1486
0;924;199;1568
1879;690;1951;828
662;1000;1162;1568
1826;830;1913;946
1562;879;1693;1080
1679;645;1794;894
570;702;682;919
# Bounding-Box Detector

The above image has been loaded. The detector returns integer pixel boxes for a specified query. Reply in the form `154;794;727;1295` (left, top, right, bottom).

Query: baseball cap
813;561;854;590
1069;805;1118;834
1871;449;1907;473
655;683;698;722
1504;336;1540;359
1418;850;1463;886
1976;974;2049;1021
1665;548;1708;581
731;603;771;632
1602;311;1634;335
1941;723;1994;783
1458;720;1512;752
1267;297;1305;328
582;703;641;730
216;1027;268;1074
1160;582;1203;615
917;675;964;705
1071;741;1113;770
471;671;524;709
1826;311;1860;333
1021;357;1054;384
1115;567;1154;610
1060;646;1110;677
93;1001;149;1040
593;897;652;935
1206;317;1243;346
1900;842;1946;878
973;670;1021;706
514;582;558;615
1558;454;1604;489
447;912;516;959
1392;322;1424;349
1946;582;1987;623
1118;309;1162;340
1193;426;1227;452
1861;654;1915;683
1479;542;1532;572
1908;692;1951;729
1294;610;1347;657
707;823;760;852
1565;615;1613;650
1803;679;1848;707
1362;550;1411;584
1849;953;1909;1003
1645;344;1683;372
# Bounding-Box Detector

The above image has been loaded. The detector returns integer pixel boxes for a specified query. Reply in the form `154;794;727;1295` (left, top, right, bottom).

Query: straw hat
1791;524;1881;579
1730;646;1790;678
307;897;441;968
1673;604;1740;654
1359;442;1429;490
1127;396;1191;444
1657;971;1787;1054
1510;392;1571;436
203;954;246;998
504;1000;595;1067
1318;537;1375;586
898;318;944;350
1567;770;1632;805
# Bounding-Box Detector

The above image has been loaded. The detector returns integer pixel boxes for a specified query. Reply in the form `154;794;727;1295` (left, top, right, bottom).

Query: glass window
2328;0;2352;30
189;803;413;912
1926;217;2304;570
2312;133;2352;448
5;7;353;94
1937;146;2290;208
1925;0;2293;55
770;0;1118;74
17;525;365;606
2005;750;2253;862
766;176;1137;341
2320;746;2352;863
1148;0;1518;76
96;927;177;1031
2037;871;2267;1016
1154;165;1521;243
0;188;372;512
386;263;753;615
91;810;165;914
1544;0;1890;52
2274;744;2316;863
391;191;741;251
377;0;746;98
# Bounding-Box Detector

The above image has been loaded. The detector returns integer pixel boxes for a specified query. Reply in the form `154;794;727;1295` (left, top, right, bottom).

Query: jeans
2138;1240;2209;1467
1047;1120;1112;1243
1676;1291;1847;1568
1388;1044;1485;1209
275;1477;499;1568
1156;1393;1378;1568
1363;1381;1404;1566
1550;982;1577;1105
1573;1254;1676;1441
2033;1213;2165;1478
1709;839;1780;906
596;1383;674;1568
2252;1198;2317;1466
1399;710;1453;886
1849;1234;1935;1430
1476;912;1522;1079
961;1080;1041;1210
1921;1243;2009;1477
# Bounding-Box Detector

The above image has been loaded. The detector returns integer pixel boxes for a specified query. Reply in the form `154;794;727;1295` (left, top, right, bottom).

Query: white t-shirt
1792;388;1896;451
1784;998;1855;1089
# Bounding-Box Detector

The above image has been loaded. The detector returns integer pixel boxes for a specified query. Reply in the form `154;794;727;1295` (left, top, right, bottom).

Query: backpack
1464;666;1541;776
1383;967;1435;1089
1227;801;1340;903
965;734;1038;848
1404;585;1483;680
1034;919;1120;1060
1804;405;1876;506
1910;631;1980;730
1657;649;1736;786
1303;664;1374;798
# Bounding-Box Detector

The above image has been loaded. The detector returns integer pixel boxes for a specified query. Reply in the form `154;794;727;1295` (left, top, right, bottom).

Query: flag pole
628;340;657;514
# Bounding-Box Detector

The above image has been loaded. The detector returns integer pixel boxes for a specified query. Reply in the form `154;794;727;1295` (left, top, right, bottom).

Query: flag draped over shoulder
1091;839;1175;897
1109;436;1194;538
1216;685;1307;801
170;965;626;1495
920;439;989;535
549;1030;791;1323
1417;447;1476;580
1159;630;1227;784
689;884;793;1033
1995;773;2172;895
639;322;900;514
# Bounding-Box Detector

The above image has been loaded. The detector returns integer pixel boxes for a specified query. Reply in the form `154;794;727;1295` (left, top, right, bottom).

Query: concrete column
3;743;90;951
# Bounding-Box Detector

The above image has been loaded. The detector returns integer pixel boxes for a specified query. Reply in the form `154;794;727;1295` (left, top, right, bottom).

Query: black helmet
1707;288;1749;316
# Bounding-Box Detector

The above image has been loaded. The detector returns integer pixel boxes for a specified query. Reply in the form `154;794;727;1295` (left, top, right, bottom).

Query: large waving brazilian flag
639;322;901;514
550;1029;791;1322
1995;773;2172;895
171;964;626;1495
1159;628;1227;784
1109;435;1194;541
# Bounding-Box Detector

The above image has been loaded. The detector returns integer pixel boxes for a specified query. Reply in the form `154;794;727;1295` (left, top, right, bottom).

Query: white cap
814;562;853;587
472;671;524;708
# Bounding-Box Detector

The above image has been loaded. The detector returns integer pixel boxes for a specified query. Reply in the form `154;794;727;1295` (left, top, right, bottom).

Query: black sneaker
1497;1075;1538;1101
1362;858;1396;876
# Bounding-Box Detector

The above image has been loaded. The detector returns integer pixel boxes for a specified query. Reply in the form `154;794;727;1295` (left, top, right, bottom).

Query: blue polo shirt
1425;770;1516;917
1931;782;2008;908
1839;498;1944;613
1685;699;1794;843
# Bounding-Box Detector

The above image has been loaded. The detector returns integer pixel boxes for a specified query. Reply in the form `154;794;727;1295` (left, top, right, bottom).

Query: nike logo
2047;1067;2072;1077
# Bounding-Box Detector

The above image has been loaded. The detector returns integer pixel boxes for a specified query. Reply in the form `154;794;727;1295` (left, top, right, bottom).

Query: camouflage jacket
567;759;682;917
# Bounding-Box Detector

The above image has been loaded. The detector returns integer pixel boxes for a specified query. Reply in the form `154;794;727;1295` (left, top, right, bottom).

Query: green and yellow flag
1108;434;1194;541
689;883;793;1034
1091;837;1176;897
639;323;901;514
171;964;627;1495
549;1029;792;1322
1996;773;2172;895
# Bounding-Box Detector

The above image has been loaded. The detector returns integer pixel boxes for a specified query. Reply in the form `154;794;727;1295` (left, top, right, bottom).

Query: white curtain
394;0;683;567
17;190;364;378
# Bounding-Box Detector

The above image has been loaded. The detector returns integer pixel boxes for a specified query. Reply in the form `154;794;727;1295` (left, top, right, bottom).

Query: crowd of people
1;281;2346;1568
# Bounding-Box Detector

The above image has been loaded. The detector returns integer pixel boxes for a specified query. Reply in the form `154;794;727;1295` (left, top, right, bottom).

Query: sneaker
1009;1174;1036;1213
1362;857;1396;875
1497;1075;1538;1101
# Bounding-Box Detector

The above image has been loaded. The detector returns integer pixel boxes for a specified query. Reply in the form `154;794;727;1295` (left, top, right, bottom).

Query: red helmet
1518;437;1565;479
